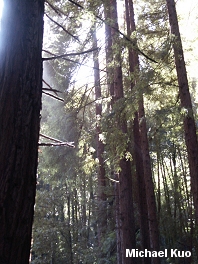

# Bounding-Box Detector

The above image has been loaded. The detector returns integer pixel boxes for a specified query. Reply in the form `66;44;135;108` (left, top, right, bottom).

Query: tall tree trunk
125;0;160;262
104;1;114;108
104;7;122;263
133;113;151;264
106;1;136;263
138;99;160;261
92;25;107;246
166;0;198;223
67;195;73;264
125;1;151;260
0;0;44;263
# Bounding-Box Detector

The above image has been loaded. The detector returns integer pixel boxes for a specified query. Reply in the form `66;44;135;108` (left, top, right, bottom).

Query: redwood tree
92;25;107;246
104;0;136;263
125;0;160;262
166;0;198;223
0;0;44;263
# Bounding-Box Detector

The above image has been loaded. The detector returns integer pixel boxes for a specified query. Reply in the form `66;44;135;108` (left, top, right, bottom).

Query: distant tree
0;0;44;263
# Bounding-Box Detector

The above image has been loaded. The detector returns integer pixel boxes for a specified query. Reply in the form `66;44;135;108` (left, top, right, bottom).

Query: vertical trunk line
92;23;107;247
104;1;136;263
125;1;160;262
166;0;198;224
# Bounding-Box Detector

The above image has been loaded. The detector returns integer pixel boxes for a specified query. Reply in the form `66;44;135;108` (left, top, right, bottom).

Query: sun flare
0;0;4;20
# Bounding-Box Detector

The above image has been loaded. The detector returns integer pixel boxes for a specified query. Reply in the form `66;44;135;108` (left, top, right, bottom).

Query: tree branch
39;142;75;147
67;0;83;9
42;47;98;61
42;79;62;95
45;0;63;16
43;88;62;94
45;13;80;43
39;133;75;148
67;0;157;63
43;49;107;72
42;91;64;102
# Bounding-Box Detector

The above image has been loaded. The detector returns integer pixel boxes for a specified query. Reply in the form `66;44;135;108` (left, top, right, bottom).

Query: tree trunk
166;0;198;223
104;7;122;263
138;99;160;260
0;0;44;263
133;113;151;264
107;1;136;263
125;0;160;262
104;1;115;108
92;25;107;246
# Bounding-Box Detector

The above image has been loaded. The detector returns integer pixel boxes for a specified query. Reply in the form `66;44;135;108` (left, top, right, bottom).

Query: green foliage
32;0;198;263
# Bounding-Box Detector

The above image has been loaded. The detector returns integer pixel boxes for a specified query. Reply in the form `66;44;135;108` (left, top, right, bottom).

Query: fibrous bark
0;0;44;263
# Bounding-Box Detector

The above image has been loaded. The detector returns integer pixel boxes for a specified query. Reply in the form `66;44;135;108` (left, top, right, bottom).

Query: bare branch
45;13;80;43
43;88;62;94
42;47;98;61
45;0;63;16
39;142;75;147
67;0;157;63
40;133;62;143
67;0;83;9
39;133;75;148
42;79;61;95
42;49;107;72
42;91;64;102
